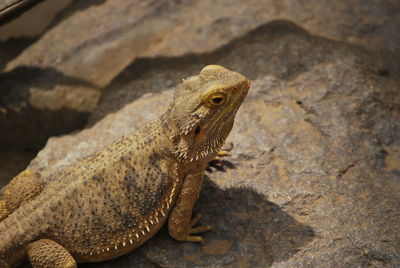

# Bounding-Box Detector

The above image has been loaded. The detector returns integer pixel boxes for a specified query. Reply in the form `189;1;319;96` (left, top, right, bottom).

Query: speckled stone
20;21;400;267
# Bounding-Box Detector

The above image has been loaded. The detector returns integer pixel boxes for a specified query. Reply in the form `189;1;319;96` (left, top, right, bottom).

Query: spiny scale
0;65;250;267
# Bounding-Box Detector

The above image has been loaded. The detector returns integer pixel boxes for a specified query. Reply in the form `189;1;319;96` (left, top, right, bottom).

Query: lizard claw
207;143;234;171
189;213;214;235
190;213;203;227
173;213;214;244
170;213;214;244
216;149;232;158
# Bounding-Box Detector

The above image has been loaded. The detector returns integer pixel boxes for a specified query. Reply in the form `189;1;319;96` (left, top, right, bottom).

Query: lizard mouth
189;86;248;162
175;81;249;163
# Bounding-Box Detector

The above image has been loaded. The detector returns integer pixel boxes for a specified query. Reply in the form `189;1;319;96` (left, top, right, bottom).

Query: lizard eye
208;92;227;106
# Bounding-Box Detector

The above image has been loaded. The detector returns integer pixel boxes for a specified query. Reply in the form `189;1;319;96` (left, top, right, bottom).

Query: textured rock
0;66;96;188
26;21;400;267
5;0;400;86
1;0;400;186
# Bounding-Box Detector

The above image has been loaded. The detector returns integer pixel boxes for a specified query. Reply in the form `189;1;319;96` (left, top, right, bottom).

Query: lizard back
0;118;183;263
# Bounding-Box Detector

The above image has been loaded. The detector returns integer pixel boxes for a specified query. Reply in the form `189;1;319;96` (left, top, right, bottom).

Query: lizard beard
172;114;234;163
190;119;234;162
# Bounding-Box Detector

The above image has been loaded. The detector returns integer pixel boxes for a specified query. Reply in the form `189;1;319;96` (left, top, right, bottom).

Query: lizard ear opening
194;125;208;145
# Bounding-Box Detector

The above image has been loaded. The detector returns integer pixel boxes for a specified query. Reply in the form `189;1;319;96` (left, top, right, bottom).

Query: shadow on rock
0;66;97;152
0;106;90;152
81;177;314;268
49;0;107;31
93;19;389;127
0;66;96;183
0;38;37;72
0;66;97;94
0;105;90;189
90;20;318;125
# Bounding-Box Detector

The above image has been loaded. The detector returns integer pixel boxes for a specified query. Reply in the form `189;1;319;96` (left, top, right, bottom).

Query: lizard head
170;65;250;162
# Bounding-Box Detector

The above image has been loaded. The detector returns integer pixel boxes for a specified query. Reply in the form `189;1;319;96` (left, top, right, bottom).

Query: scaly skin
0;65;250;268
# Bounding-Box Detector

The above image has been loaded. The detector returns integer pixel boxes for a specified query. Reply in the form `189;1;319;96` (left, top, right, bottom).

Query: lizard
0;65;250;268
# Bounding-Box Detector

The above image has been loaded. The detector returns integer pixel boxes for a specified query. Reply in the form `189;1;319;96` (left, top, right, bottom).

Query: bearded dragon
0;65;250;268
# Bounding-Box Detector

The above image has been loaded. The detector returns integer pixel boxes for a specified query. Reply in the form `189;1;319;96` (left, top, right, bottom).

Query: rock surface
0;0;400;267
1;0;400;185
6;0;400;81
26;21;400;267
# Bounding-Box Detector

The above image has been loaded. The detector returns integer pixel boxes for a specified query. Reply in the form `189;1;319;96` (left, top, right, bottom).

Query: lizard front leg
168;167;213;244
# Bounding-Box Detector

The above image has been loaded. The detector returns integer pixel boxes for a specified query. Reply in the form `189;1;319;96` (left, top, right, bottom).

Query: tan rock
26;21;400;267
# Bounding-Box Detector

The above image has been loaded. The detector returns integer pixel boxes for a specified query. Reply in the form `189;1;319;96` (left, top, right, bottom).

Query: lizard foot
207;143;234;171
186;213;214;244
169;213;214;244
28;239;77;268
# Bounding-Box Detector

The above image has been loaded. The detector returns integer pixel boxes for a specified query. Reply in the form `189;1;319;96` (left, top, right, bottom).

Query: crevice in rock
303;118;330;137
0;66;98;185
337;163;356;179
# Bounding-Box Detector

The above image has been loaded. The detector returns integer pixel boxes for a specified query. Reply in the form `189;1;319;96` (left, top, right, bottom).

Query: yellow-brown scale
75;160;183;262
41;121;182;262
0;65;250;267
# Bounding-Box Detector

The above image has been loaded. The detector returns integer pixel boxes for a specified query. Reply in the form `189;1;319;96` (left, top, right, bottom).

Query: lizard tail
0;215;28;267
0;205;45;267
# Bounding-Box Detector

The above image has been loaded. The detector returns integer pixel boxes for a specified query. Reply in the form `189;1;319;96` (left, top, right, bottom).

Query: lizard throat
191;120;233;162
173;113;234;163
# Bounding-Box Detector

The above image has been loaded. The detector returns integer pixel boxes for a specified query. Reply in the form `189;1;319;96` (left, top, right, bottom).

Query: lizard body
0;65;249;268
